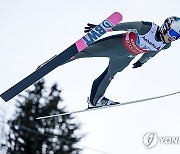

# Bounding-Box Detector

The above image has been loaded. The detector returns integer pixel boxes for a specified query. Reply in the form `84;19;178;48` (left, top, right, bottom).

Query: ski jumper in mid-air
64;16;180;107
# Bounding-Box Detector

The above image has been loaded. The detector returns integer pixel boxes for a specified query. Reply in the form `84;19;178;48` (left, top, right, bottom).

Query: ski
0;12;123;102
36;91;180;119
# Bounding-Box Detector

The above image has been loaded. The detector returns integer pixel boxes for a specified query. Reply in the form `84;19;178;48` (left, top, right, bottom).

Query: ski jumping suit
64;21;171;105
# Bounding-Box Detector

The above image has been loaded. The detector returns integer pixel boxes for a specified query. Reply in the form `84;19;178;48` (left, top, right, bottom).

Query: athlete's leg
62;34;127;65
89;55;135;105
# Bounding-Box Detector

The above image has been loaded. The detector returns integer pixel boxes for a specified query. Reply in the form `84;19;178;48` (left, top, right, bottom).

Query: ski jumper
63;21;171;105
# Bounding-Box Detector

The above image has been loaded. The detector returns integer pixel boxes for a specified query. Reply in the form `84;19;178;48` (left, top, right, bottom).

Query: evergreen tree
5;79;83;154
0;102;8;153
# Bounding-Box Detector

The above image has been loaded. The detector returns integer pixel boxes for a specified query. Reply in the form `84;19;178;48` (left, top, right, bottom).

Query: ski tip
113;12;123;19
0;96;4;102
0;94;8;102
108;12;123;25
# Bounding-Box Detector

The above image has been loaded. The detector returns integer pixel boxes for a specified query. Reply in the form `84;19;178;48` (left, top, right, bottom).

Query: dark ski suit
64;21;171;105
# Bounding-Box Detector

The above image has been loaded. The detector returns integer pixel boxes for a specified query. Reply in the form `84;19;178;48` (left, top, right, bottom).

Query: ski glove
132;60;143;68
84;23;97;33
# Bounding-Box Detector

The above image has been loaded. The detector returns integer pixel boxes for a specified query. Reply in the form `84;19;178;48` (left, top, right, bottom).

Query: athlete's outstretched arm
139;51;159;63
112;21;154;35
84;21;146;33
133;52;159;68
112;21;142;31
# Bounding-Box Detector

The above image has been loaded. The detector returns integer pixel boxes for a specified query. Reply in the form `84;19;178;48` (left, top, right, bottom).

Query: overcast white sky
0;0;180;153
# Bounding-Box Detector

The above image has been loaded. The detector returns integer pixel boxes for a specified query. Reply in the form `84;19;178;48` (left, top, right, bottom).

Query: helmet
160;16;180;40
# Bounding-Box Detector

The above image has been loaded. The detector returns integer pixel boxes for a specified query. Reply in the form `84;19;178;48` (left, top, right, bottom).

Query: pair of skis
0;12;123;102
36;91;180;119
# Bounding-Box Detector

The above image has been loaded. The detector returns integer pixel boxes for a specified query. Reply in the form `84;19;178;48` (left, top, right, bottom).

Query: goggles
168;29;180;40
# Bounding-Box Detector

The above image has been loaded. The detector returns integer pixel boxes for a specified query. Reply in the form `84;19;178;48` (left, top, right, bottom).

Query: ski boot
88;96;120;108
